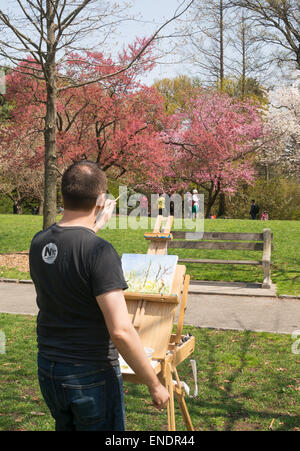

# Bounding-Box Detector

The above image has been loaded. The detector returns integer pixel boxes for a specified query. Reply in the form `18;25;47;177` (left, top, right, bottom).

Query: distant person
250;199;259;220
13;202;18;214
140;195;148;217
169;195;174;216
157;194;165;216
192;189;199;219
261;210;269;221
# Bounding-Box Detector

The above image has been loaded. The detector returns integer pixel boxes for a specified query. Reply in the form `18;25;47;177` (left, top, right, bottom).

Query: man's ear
96;193;106;209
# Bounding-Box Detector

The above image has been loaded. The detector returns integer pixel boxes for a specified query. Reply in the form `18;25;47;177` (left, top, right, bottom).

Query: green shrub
226;178;300;220
0;195;13;214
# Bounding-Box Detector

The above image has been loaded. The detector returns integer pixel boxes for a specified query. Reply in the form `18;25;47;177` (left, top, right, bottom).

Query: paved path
182;293;300;335
188;280;277;297
0;281;38;316
0;281;300;334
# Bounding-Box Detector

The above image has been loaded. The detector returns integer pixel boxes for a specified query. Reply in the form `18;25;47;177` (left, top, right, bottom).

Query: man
250;199;259;220
29;160;169;431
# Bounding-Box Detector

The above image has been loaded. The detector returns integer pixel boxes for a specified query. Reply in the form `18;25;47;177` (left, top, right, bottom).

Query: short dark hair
61;160;107;211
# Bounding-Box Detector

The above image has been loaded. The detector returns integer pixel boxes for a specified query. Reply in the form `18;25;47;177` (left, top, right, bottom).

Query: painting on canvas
121;254;178;295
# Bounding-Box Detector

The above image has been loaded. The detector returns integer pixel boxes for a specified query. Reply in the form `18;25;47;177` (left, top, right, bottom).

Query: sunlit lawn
0;214;299;296
0;215;299;431
0;314;299;431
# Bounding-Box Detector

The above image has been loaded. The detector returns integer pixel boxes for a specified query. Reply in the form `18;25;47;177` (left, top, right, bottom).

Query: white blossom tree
260;75;300;177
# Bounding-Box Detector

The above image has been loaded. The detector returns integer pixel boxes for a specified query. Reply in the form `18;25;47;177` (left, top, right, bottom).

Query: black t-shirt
29;224;128;367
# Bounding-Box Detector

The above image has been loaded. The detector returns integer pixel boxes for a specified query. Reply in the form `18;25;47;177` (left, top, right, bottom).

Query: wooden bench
168;229;273;289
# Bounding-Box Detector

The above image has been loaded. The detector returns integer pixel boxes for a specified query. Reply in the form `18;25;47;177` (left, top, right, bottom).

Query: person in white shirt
192;189;199;219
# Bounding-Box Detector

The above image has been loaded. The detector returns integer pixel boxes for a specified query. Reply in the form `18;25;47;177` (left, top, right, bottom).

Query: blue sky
118;0;193;84
0;1;288;87
0;0;193;85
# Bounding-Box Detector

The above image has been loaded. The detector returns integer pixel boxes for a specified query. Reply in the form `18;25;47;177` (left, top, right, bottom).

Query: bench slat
172;231;273;241
177;258;262;265
169;240;264;251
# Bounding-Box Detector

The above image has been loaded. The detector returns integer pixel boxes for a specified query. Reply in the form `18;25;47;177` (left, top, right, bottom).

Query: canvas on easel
121;254;178;295
122;264;185;360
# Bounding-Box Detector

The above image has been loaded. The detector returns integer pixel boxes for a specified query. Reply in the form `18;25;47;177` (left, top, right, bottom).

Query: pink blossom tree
0;49;170;206
166;90;265;217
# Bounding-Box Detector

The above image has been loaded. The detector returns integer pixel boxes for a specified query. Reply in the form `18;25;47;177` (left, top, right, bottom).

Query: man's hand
93;199;116;233
148;382;170;410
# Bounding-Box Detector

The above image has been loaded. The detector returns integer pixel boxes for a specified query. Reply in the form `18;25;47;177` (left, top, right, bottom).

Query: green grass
0;267;31;280
170;218;300;297
0;314;299;431
0;214;299;296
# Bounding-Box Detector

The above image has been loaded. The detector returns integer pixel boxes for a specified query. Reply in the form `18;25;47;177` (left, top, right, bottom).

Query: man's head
61;161;107;211
251;199;255;203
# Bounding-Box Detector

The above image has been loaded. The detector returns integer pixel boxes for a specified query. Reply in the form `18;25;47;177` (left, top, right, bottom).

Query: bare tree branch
0;0;195;228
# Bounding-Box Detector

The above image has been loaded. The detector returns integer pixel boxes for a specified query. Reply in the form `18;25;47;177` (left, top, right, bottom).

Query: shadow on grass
124;329;300;431
187;330;299;431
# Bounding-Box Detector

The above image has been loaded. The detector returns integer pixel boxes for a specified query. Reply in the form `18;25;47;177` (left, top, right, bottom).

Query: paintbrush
95;192;126;224
114;194;123;202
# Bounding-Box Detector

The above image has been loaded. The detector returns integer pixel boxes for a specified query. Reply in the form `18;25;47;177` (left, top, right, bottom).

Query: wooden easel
123;215;195;431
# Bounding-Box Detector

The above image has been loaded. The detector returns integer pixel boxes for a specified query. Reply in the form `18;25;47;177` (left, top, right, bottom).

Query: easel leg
173;368;194;431
166;363;176;431
174;393;194;431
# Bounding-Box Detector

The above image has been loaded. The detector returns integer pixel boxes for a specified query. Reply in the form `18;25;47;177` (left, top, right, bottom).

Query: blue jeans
37;354;125;431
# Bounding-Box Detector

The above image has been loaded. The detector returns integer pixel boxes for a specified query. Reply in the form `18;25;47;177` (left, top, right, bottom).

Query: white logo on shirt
42;243;58;264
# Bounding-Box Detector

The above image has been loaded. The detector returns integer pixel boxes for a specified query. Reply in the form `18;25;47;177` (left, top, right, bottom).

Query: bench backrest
169;231;273;252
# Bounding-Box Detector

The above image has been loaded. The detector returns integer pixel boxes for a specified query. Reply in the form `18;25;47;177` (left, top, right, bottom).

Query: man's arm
96;289;170;409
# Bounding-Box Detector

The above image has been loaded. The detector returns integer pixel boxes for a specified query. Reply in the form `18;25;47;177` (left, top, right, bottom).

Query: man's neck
58;209;96;231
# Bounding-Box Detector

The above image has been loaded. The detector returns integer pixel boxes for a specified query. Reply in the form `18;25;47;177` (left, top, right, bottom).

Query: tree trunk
205;200;213;218
219;0;224;91
15;190;22;214
205;183;221;218
241;14;246;99
43;1;58;229
17;201;22;214
43;80;57;229
265;163;269;181
205;181;221;218
218;192;226;217
38;198;44;216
